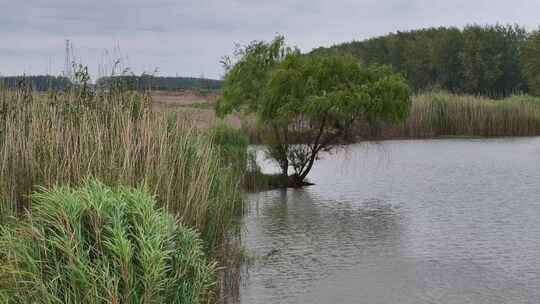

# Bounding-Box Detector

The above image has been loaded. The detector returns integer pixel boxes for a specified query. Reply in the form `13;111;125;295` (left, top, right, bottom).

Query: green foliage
522;29;540;96
212;124;249;163
211;125;275;193
211;124;249;191
461;25;527;95
218;36;410;184
0;180;215;304
312;24;530;97
217;36;298;116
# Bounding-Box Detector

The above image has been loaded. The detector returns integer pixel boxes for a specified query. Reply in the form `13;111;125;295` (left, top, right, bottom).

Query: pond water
239;138;540;304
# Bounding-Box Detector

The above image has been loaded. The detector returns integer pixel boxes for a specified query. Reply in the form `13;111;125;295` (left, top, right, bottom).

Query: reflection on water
240;138;540;304
244;191;405;304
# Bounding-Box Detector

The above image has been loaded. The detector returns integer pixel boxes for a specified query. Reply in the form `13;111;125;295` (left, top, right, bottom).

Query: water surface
240;138;540;304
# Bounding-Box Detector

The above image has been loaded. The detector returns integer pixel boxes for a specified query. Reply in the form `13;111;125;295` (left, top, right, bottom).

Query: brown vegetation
151;90;241;128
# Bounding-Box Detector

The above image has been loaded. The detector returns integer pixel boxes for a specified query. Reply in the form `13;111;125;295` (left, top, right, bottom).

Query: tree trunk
280;158;289;179
287;150;319;187
298;151;317;182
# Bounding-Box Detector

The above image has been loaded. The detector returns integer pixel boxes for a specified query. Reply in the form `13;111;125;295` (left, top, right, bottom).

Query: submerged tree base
244;172;315;191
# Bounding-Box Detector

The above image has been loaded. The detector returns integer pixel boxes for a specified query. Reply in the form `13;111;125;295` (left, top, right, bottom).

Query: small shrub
0;180;215;304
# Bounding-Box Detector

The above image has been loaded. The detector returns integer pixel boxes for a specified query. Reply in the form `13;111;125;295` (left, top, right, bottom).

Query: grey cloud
1;0;539;79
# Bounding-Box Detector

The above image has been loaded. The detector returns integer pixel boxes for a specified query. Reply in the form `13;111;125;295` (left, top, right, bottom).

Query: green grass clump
0;180;215;304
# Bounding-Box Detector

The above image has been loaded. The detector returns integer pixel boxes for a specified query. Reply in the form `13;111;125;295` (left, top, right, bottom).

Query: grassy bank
0;86;246;301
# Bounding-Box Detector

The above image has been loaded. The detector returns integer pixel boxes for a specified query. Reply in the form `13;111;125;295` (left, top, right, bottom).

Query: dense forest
312;24;540;97
0;76;71;91
96;75;223;91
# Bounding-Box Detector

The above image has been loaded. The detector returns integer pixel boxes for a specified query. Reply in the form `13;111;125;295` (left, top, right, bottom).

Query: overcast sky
1;0;539;80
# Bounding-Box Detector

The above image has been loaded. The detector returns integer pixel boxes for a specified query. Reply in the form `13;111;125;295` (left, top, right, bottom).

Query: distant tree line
96;76;223;91
0;75;223;92
0;76;72;91
312;24;540;97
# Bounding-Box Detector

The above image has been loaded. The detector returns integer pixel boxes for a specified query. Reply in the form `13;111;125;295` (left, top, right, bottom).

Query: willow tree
217;37;411;186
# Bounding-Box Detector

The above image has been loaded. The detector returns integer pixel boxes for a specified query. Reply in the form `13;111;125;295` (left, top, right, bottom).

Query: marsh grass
0;86;243;252
0;180;215;303
365;92;540;138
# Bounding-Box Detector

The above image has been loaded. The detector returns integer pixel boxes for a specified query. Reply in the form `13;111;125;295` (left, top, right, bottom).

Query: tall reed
358;92;540;139
0;86;243;251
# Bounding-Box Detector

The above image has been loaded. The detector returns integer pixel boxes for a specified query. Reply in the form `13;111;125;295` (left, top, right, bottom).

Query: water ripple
240;138;540;304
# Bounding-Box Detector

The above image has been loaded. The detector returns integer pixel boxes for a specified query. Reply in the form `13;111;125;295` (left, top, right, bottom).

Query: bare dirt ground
150;90;241;129
150;90;216;106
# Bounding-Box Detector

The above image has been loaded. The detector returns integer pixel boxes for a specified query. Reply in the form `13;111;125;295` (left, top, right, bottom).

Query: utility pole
64;39;71;80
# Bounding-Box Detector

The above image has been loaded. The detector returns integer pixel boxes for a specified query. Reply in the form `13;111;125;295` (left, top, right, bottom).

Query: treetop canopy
217;36;410;128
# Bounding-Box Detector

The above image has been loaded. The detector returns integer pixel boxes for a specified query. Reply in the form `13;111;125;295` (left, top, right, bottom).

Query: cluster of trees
0;76;71;91
312;24;540;97
96;75;223;91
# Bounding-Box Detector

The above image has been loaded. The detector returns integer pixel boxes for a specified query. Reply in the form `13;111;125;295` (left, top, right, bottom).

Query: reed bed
0;86;244;251
365;92;540;138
